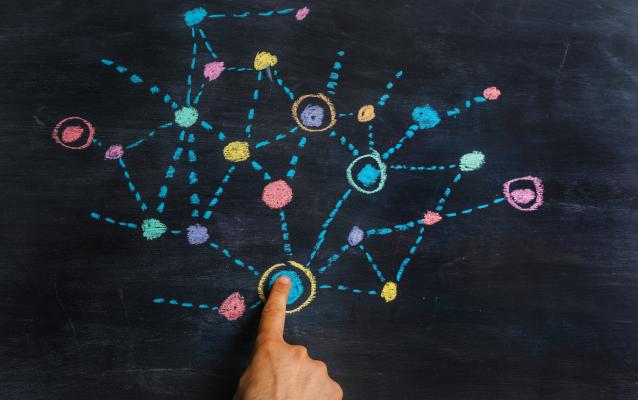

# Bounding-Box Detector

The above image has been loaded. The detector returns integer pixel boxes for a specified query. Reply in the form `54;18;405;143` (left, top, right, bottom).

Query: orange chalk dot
262;180;293;209
357;104;375;122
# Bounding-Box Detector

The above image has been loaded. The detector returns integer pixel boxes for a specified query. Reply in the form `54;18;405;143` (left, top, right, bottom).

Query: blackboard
2;0;638;399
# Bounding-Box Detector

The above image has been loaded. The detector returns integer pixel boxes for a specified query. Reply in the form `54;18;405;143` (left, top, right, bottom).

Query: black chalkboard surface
2;0;637;399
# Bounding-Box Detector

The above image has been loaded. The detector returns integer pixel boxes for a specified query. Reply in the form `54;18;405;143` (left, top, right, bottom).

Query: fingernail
277;275;291;285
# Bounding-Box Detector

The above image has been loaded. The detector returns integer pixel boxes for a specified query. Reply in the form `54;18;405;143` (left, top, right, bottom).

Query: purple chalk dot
187;224;209;245
300;104;324;128
348;226;364;246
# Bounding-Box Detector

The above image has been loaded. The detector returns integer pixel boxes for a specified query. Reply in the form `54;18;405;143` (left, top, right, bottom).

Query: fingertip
277;275;291;285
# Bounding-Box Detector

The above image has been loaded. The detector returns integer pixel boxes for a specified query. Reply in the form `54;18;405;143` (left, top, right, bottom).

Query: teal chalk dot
184;7;208;26
141;218;167;240
411;104;440;130
459;151;485;172
356;163;381;188
268;270;304;305
174;107;199;128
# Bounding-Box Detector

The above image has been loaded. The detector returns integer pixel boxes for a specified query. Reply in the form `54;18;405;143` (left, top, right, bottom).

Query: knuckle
291;345;308;358
314;360;328;374
331;382;344;399
262;303;284;316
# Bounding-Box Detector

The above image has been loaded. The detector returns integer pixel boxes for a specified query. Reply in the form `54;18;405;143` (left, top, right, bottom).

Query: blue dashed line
377;70;403;107
202;165;236;220
210;241;259;276
307;189;352;266
272;69;295;101
318;244;351;274
117;158;148;212
325;50;345;95
328;130;360;157
89;212;137;229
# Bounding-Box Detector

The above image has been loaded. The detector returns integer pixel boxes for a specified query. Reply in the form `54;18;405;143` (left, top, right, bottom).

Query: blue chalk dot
268;270;304;305
411;104;441;130
184;7;208;26
356;163;381;188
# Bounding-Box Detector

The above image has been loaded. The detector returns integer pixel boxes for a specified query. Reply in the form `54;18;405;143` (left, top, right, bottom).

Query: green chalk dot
141;218;167;240
459;151;485;172
174;107;199;128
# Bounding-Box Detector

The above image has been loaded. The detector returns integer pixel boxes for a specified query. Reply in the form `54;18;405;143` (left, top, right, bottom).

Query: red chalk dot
218;292;246;321
52;116;95;150
61;125;84;143
423;210;442;226
262;180;293;209
104;144;124;160
510;188;536;205
483;86;501;101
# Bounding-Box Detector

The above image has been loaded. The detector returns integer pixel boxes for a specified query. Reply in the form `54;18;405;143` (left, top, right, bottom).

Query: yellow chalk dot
223;141;250;162
254;51;278;71
357;104;375;122
380;281;397;302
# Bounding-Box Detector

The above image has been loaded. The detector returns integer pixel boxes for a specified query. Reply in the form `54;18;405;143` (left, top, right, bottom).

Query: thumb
258;275;291;341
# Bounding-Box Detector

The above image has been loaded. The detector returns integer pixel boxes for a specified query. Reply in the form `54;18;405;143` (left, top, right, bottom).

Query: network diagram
52;5;544;321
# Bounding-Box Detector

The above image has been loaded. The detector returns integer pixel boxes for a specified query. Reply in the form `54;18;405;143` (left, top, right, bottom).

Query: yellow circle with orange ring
257;260;317;314
291;93;337;133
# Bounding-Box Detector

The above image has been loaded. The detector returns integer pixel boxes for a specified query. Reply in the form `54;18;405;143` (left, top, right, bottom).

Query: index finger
257;275;291;341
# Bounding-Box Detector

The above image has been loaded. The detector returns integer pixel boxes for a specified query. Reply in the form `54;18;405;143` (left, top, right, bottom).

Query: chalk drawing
54;5;543;321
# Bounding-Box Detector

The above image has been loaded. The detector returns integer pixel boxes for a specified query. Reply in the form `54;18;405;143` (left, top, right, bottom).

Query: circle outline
291;93;337;133
346;150;388;194
52;116;95;150
257;260;317;314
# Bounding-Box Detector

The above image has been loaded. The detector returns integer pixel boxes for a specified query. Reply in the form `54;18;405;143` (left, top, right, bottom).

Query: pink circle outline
52;116;95;150
503;176;544;211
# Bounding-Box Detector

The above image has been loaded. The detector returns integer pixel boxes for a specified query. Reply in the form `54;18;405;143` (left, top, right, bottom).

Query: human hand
233;275;343;400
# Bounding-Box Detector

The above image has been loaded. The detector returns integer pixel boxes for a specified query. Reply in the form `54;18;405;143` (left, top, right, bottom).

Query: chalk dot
357;104;375;122
52;116;95;150
300;104;325;128
204;61;225;81
510;188;536;205
268;270;304;304
61;125;84;143
104;144;124;160
296;7;310;21
347;226;364;246
223;141;250;162
257;261;316;314
184;7;208;26
459;151;485;172
141;218;167;240
254;51;278;71
380;281;398;302
483;86;502;101
186;224;209;245
411;104;440;130
503;176;544;212
218;292;246;321
356;163;381;188
174;107;199;128
262;180;293;209
423;210;443;226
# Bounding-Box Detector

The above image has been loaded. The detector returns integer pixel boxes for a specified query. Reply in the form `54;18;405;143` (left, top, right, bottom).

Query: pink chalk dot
262;180;293;209
483;86;502;101
61;125;84;143
295;7;310;21
219;292;246;321
104;144;124;160
423;210;442;226
204;61;225;81
510;188;536;205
